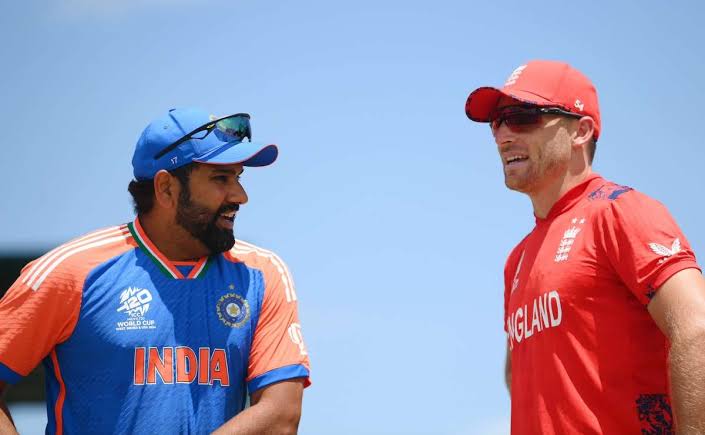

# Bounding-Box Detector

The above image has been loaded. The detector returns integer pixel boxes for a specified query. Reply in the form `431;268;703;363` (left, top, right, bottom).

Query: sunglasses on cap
153;113;252;160
489;106;583;134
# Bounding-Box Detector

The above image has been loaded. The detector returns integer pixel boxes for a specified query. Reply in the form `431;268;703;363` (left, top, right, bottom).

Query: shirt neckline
127;218;212;280
536;173;604;224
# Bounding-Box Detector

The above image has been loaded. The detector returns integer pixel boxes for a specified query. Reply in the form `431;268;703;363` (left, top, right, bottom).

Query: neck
138;213;210;261
529;166;592;219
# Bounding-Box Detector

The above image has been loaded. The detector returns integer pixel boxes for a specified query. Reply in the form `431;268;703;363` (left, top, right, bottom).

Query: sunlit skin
492;96;595;218
140;163;248;261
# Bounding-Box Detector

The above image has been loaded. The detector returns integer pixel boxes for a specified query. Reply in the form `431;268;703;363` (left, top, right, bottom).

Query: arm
0;382;18;435
648;268;705;433
211;379;304;435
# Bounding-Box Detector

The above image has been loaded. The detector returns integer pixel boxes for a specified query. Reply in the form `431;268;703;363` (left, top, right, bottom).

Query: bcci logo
216;293;250;328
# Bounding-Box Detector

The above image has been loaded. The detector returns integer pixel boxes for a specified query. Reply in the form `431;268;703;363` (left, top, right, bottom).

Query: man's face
175;163;248;254
492;97;576;194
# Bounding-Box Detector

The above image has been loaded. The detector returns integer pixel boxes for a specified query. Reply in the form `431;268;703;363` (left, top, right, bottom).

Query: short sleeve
0;261;82;383
596;191;700;305
246;255;310;393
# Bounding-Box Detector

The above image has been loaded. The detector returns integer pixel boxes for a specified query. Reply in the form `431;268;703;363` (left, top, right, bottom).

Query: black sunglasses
153;113;252;160
490;106;582;133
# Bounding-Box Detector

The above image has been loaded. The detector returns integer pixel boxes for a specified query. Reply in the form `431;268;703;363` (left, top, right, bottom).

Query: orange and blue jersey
0;218;310;434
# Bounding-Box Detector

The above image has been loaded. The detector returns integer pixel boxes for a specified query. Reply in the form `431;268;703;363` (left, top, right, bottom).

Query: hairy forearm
211;401;300;435
670;330;705;433
0;400;18;435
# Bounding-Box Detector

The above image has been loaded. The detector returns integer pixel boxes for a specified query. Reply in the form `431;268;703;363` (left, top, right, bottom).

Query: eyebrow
211;167;244;176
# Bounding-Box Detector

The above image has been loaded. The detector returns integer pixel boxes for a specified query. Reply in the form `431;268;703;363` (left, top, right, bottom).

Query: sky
2;0;705;434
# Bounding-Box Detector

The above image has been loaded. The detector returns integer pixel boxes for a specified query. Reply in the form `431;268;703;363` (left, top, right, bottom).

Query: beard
504;138;570;194
175;186;238;254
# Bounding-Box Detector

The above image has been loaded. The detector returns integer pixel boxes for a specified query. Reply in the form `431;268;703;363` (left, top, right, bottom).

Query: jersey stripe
23;226;130;290
232;241;297;302
22;226;127;287
31;232;131;291
187;257;209;279
128;220;181;279
50;350;66;435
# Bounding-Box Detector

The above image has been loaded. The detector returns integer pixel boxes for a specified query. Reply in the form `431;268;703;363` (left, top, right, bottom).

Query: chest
510;215;599;302
64;255;264;374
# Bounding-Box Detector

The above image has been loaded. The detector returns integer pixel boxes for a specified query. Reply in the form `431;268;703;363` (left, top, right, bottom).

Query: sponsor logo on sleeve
116;287;157;331
649;238;681;264
288;323;308;356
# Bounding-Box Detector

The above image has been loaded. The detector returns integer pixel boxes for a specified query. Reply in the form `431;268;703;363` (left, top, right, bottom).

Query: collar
127;218;212;279
536;173;604;223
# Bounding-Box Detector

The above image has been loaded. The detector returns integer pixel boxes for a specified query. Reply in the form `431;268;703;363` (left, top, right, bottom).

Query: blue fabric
247;364;310;393
38;248;271;434
0;361;21;384
132;108;277;180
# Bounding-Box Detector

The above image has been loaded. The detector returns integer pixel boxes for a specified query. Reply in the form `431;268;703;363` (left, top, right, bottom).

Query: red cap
465;60;601;139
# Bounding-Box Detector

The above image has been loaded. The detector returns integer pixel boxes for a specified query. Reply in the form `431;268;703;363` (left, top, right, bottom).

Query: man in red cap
466;61;705;433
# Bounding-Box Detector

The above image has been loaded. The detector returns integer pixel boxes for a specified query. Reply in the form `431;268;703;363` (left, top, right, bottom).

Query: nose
493;121;515;151
228;179;248;205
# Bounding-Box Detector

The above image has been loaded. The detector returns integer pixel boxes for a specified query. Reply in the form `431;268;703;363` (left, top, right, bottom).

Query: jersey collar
537;173;604;223
127;218;212;279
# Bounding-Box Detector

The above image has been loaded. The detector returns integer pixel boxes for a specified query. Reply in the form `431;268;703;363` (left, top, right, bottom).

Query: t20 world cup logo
117;287;153;318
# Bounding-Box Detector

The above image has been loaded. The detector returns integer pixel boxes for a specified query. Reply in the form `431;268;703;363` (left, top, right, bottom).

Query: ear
153;170;180;209
572;116;595;148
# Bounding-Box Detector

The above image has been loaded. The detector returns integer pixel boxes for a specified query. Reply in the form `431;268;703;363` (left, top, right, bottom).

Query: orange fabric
50;350;66;435
0;226;136;378
228;243;310;386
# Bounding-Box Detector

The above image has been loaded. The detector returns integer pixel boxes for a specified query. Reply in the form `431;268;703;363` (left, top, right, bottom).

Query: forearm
670;331;705;433
0;400;18;435
211;400;300;435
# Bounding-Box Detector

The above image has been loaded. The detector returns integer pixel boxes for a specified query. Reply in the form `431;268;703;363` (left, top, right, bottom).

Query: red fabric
504;174;699;434
466;60;601;139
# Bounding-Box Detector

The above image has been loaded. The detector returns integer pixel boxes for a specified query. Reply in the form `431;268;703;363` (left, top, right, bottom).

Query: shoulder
226;240;290;271
20;224;137;292
585;179;670;222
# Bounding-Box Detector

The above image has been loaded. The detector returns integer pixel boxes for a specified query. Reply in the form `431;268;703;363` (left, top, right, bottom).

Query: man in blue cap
0;108;310;434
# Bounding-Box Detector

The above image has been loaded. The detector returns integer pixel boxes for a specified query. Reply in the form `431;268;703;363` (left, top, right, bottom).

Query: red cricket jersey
504;174;700;434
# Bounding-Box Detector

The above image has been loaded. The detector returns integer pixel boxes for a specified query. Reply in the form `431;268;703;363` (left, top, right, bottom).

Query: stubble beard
504;141;570;195
175;186;236;254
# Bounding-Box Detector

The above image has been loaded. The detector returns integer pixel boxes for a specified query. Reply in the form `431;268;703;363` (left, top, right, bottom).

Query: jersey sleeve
246;254;310;393
596;191;700;305
0;260;82;383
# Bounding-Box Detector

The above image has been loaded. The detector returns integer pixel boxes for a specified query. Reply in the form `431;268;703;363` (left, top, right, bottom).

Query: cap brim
465;87;555;122
194;141;278;167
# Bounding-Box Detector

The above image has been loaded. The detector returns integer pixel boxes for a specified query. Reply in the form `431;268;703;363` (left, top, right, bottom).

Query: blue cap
132;108;278;180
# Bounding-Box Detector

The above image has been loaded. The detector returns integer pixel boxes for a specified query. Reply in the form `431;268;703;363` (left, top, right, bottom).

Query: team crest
216;293;250;328
554;217;585;263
